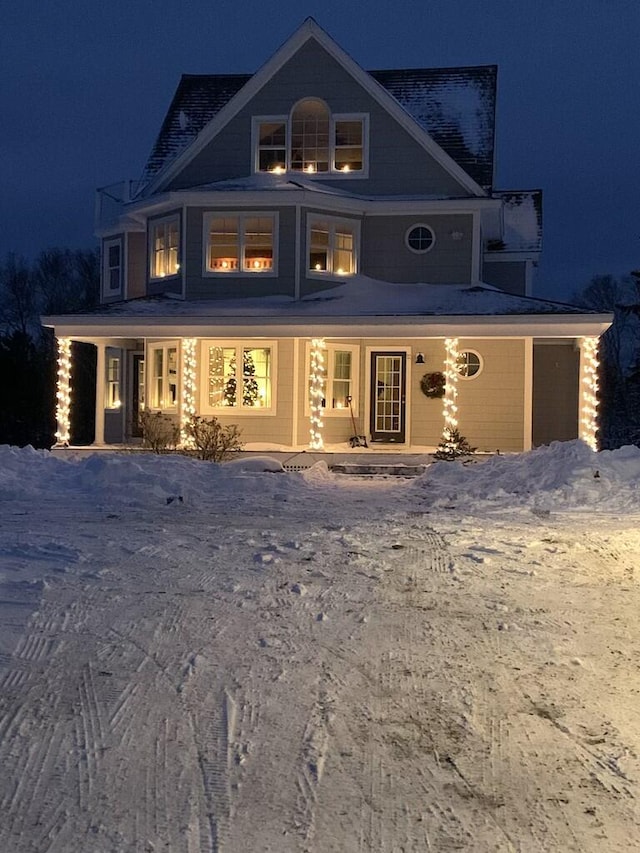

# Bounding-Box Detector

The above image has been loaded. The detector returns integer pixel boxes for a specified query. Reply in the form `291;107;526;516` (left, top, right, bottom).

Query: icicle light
180;338;198;448
55;337;72;446
440;337;460;453
309;338;326;450
580;336;600;451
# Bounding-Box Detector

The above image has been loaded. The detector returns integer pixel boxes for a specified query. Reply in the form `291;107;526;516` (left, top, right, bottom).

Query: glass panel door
370;352;406;443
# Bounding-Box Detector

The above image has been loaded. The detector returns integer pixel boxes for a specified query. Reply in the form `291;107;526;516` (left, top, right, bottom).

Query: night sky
3;0;639;299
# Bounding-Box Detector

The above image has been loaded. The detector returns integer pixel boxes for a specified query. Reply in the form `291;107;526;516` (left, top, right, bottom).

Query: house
43;18;610;455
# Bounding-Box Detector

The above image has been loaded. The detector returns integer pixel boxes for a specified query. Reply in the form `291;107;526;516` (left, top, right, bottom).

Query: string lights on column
180;338;198;448
55;337;72;446
580;336;600;451
440;337;460;453
309;338;326;450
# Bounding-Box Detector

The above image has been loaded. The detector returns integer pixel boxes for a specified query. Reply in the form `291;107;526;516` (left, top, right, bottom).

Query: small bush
185;415;243;462
433;428;477;461
140;410;180;453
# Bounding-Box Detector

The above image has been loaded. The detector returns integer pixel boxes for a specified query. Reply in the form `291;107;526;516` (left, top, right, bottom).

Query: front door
131;353;145;438
370;351;406;443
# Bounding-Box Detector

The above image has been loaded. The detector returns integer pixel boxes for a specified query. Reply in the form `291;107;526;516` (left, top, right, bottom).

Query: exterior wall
126;232;147;299
362;214;474;284
483;259;527;295
167;39;470;198
184;206;297;299
532;341;579;446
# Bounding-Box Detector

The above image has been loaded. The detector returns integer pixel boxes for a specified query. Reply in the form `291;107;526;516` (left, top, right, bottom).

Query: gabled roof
139;19;494;195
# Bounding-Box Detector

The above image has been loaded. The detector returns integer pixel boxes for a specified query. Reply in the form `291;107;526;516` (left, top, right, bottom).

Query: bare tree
0;253;39;335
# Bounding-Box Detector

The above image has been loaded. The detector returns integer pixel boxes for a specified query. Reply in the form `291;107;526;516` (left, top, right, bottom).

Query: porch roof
43;280;611;340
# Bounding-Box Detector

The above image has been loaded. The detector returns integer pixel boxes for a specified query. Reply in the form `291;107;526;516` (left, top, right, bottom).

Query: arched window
291;99;330;173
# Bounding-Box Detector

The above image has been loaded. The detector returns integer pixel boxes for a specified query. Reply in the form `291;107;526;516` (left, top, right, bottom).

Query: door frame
365;346;411;445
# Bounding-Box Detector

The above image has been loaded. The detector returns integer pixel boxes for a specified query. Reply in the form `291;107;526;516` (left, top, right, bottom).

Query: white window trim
202;211;279;277
252;112;369;178
304;342;359;417
149;214;181;281
102;238;123;298
306;214;360;280
456;348;484;380
146;340;180;412
199;340;278;415
405;223;436;254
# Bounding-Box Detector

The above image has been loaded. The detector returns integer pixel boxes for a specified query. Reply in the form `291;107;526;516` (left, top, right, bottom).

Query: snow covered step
329;463;428;477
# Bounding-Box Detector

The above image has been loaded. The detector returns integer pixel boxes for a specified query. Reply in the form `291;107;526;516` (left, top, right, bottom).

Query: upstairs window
150;216;180;279
308;217;358;277
204;213;277;274
103;239;122;296
254;102;367;176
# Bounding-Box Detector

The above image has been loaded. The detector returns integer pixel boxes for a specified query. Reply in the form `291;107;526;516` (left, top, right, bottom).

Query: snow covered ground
1;441;639;852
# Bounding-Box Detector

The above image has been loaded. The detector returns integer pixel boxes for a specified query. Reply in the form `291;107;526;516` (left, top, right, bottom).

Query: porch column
309;338;326;450
579;337;600;451
180;338;198;448
440;337;460;452
94;342;106;445
54;337;72;446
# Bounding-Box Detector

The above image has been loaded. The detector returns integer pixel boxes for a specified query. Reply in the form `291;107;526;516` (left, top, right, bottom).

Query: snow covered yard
0;442;639;852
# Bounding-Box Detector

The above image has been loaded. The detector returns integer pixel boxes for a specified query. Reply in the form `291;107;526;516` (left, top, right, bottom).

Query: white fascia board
145;19;486;199
125;190;502;220
483;251;541;262
43;313;612;341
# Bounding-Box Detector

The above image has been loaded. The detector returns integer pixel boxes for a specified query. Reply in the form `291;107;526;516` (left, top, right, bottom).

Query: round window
405;224;435;253
456;350;483;379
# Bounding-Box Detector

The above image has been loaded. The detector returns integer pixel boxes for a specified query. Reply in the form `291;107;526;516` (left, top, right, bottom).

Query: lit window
456;350;483;379
103;239;122;295
254;108;366;175
105;356;121;409
205;214;276;274
148;343;178;409
307;343;358;414
406;224;436;254
308;217;357;276
206;344;273;410
150;216;180;279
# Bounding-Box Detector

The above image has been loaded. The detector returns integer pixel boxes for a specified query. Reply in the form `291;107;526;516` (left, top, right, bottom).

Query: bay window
205;213;276;274
308;217;358;276
204;342;274;411
150;216;180;279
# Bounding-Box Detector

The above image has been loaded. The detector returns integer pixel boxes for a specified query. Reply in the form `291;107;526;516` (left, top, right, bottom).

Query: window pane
333;229;354;274
167;347;178;406
209;217;239;272
291;100;330;173
106;357;121;408
243;217;273;271
259;122;286;146
243;348;271;407
208;346;237;407
335;121;363;171
309;225;329;271
152;349;164;408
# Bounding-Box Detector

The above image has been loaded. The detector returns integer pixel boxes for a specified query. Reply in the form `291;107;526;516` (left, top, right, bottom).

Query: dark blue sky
2;0;638;298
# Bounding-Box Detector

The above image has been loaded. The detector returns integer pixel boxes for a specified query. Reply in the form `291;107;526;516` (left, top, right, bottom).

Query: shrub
140;410;180;453
433;428;477;461
185;415;243;462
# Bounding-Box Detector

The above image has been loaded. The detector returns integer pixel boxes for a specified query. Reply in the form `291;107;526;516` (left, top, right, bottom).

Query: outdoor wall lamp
415;353;425;364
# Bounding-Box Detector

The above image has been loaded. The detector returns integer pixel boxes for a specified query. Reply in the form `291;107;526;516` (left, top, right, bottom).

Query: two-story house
43;19;610;454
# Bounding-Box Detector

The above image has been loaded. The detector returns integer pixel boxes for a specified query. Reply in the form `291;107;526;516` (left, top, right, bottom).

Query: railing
94;180;147;230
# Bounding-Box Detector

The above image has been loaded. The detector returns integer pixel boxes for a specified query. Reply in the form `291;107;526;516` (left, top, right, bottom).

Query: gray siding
532;342;579;446
126;232;147;299
167;39;472;198
184;206;297;299
362;214;473;284
483;260;527;295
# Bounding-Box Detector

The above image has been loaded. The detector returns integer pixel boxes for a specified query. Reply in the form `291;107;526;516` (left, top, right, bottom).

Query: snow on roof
76;279;592;320
140;66;496;190
491;190;543;253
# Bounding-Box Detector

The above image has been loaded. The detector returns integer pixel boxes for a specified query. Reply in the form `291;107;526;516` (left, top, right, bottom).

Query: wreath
420;371;445;399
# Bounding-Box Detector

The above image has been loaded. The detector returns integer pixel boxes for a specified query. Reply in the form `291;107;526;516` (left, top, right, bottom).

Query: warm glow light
305;164;316;174
580;337;600;451
309;338;326;450
341;165;351;172
440;338;460;452
271;166;285;175
180;338;198;448
55;337;72;446
314;263;322;271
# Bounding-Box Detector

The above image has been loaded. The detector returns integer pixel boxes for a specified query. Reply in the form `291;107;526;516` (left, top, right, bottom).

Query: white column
94;342;106;445
579;337;600;451
54;337;72;446
309;338;326;450
441;337;460;451
180;338;197;448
